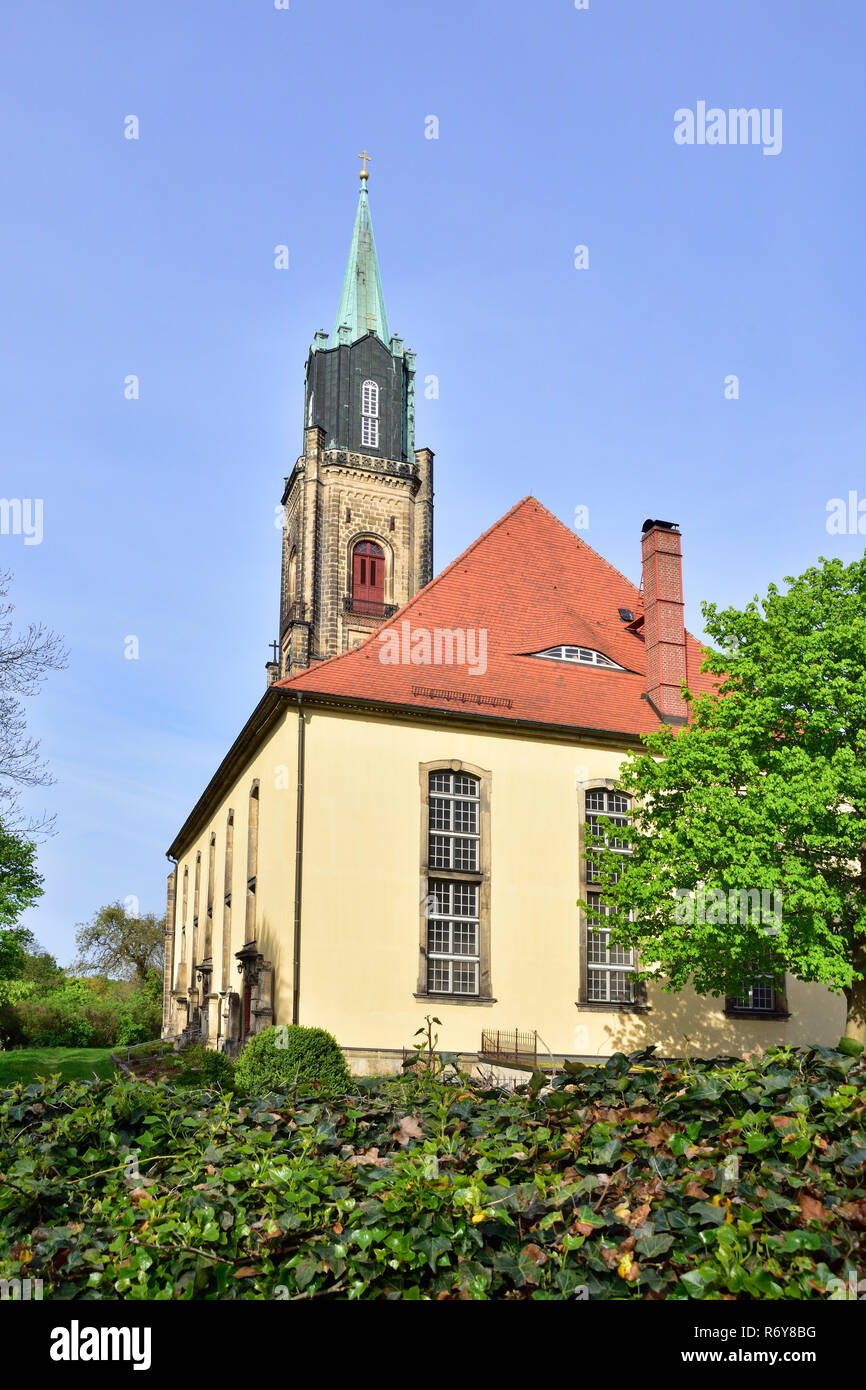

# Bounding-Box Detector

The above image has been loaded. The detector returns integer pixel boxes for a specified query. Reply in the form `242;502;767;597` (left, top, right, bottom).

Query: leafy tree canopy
585;553;866;1039
0;818;42;995
73;901;164;984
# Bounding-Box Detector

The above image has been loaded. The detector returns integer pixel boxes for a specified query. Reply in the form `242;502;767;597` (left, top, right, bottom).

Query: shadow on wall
592;978;847;1060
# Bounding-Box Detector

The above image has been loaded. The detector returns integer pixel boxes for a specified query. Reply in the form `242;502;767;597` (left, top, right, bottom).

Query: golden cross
367;312;377;331
357;149;372;179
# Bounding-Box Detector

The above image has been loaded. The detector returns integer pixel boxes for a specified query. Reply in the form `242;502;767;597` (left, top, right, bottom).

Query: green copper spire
330;161;390;347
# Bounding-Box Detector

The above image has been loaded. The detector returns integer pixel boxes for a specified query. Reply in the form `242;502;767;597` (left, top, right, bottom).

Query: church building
161;166;844;1070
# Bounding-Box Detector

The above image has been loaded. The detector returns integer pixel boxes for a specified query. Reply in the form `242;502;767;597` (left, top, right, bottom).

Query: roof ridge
278;495;539;687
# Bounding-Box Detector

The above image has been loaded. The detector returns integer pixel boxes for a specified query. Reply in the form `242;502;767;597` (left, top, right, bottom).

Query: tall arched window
192;852;201;973
352;540;385;611
177;865;189;992
361;379;379;448
245;780;259;943
418;761;492;1000
582;788;638;1005
204;833;215;959
287;548;298;610
222;809;234;991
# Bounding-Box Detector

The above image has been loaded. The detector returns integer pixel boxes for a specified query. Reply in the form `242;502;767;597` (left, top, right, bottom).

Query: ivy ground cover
0;1045;864;1300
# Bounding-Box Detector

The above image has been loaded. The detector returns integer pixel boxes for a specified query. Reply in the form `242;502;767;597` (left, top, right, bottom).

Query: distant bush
234;1025;350;1095
177;1044;236;1089
113;971;163;1046
9;970;163;1049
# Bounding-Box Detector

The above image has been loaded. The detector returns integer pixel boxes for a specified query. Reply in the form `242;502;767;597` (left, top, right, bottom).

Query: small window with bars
728;979;778;1013
362;379;379;448
426;771;480;995
586;893;636;1003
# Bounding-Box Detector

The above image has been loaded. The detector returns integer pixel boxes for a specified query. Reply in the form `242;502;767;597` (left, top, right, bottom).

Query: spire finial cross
357;148;372;181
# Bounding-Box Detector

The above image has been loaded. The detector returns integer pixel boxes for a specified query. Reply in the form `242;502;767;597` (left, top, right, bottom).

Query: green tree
73;902;164;984
0;821;42;1001
0;821;42;931
584;554;866;1042
22;946;65;988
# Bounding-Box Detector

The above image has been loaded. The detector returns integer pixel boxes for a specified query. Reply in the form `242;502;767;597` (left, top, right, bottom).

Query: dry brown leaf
835;1200;866;1228
645;1122;675;1147
346;1147;391;1168
395;1115;424;1145
685;1181;710;1199
798;1191;828;1225
628;1203;651;1228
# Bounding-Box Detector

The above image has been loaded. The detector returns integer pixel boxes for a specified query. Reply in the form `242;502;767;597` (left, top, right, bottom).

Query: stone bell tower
272;155;434;680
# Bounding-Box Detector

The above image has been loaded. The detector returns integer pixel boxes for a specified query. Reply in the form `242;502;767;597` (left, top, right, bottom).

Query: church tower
275;158;434;679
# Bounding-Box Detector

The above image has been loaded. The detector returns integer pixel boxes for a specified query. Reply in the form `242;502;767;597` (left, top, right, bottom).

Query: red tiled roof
276;497;717;737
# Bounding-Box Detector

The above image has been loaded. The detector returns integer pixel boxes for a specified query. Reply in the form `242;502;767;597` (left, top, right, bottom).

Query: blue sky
2;0;865;962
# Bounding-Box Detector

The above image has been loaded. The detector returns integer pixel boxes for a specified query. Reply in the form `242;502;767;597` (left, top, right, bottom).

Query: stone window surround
417;759;492;1003
576;777;649;1015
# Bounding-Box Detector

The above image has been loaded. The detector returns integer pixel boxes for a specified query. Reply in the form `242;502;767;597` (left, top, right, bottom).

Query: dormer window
532;645;624;669
361;379;379;448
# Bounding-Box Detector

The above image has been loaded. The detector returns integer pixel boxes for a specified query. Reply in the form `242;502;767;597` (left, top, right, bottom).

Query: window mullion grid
585;794;635;1003
427;775;481;995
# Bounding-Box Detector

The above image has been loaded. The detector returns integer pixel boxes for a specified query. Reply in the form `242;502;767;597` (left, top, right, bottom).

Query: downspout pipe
292;692;306;1024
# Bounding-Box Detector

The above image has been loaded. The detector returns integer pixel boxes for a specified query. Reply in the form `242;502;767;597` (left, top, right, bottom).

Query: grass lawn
0;1047;116;1084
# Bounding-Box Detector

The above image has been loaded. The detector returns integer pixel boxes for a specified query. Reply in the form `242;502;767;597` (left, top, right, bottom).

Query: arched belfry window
287;548;298;610
361;379;379;448
352;540;385;611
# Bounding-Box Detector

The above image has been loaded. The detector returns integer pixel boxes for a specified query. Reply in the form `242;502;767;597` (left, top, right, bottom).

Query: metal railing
480;1029;538;1068
343;595;398;619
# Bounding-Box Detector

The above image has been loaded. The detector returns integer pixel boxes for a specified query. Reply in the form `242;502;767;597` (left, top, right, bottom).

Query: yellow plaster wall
168;701;845;1058
169;708;296;1007
293;707;844;1059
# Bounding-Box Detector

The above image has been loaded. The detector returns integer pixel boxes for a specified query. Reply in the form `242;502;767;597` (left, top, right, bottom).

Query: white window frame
534;645;623;669
732;980;776;1012
583;789;637;1005
362;379;379;448
426;771;481;995
585;893;636;1003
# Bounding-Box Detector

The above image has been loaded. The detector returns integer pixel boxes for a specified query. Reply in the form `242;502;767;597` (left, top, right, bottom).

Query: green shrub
16;981;98;1047
114;971;163;1046
234;1025;350;1095
9;971;163;1049
176;1044;236;1088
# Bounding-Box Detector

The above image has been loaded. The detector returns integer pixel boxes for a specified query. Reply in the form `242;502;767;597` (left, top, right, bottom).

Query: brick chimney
641;519;688;723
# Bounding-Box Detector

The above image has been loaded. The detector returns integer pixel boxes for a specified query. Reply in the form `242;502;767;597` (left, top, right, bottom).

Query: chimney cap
641;518;679;534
